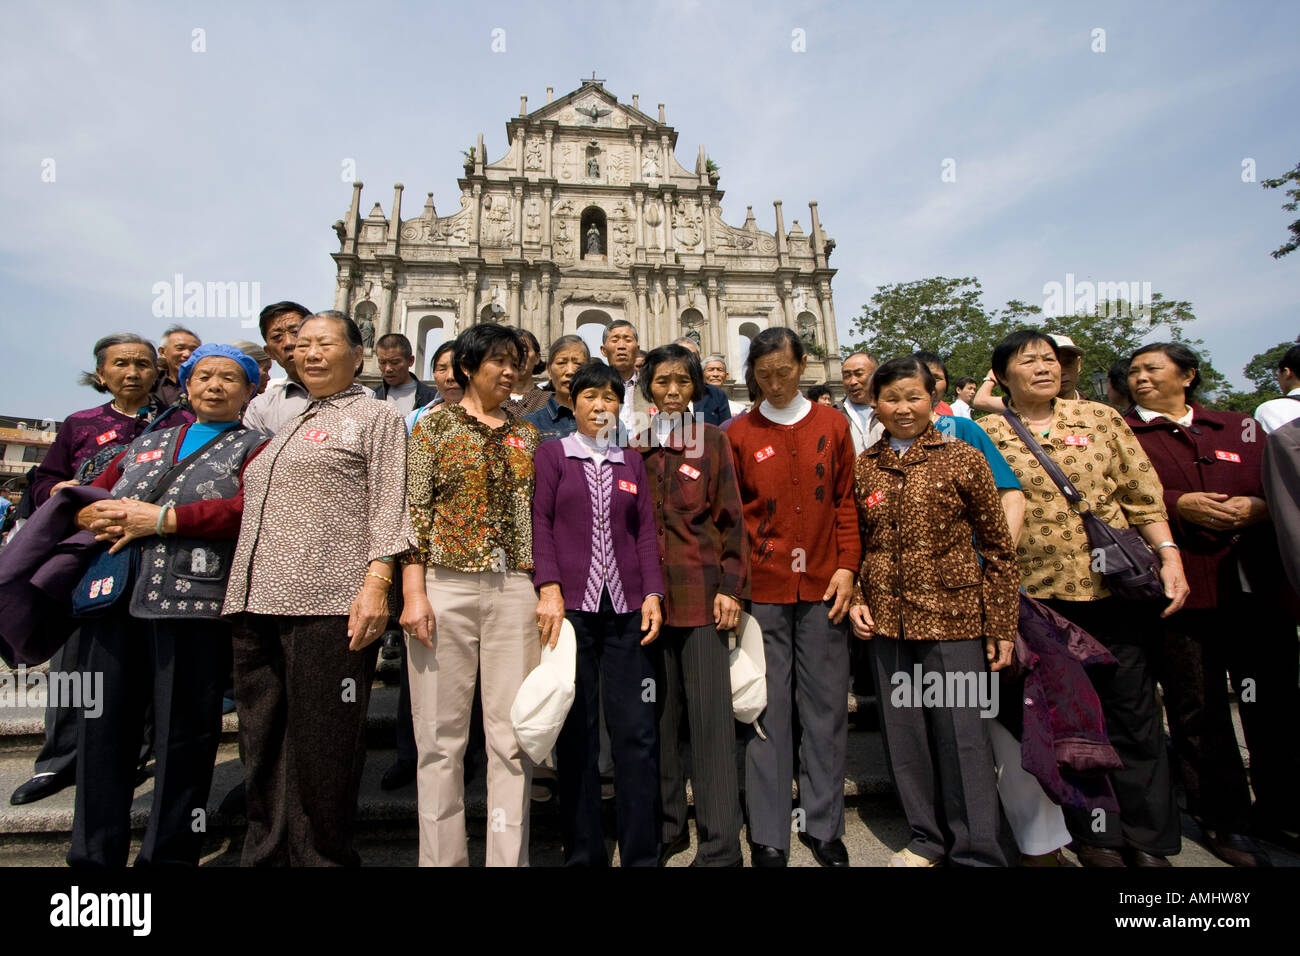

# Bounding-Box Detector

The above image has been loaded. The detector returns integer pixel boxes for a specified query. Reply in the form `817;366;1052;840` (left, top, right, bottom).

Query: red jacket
1125;405;1295;612
726;403;860;604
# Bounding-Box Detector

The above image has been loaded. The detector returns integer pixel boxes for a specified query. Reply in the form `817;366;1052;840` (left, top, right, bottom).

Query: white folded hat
511;620;577;766
729;611;768;738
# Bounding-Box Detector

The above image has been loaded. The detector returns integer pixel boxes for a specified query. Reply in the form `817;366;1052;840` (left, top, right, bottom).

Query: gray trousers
744;601;848;851
657;623;743;866
871;636;1007;867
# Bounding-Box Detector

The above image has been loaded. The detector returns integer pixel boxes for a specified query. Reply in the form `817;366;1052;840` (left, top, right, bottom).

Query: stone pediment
526;83;659;132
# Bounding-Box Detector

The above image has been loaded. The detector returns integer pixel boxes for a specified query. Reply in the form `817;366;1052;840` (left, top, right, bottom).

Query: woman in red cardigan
1125;342;1300;864
726;327;860;867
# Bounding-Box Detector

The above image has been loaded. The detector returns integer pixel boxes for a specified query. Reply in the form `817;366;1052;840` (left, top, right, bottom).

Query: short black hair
569;359;625;404
1129;342;1202;399
913;351;948;382
871;355;936;403
1280;344;1300;378
1107;359;1132;404
300;310;363;350
807;384;833;403
258;301;311;340
375;332;414;358
744;327;805;382
431;338;457;371
453;323;525;389
640;344;705;405
953;376;977;390
991;329;1060;386
514;327;545;375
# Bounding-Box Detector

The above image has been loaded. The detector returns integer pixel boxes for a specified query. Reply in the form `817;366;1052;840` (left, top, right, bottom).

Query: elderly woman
848;356;1019;867
399;323;543;867
979;329;1189;867
10;333;193;808
1125;343;1300;865
726;327;860;868
634;344;749;866
65;345;266;865
533;360;665;866
524;334;590;441
223;311;414;867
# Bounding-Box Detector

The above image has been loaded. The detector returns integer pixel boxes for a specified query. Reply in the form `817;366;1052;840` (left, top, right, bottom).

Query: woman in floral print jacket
849;355;1020;868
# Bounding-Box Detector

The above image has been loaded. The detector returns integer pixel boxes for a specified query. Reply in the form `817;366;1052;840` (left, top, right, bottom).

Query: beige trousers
408;566;541;866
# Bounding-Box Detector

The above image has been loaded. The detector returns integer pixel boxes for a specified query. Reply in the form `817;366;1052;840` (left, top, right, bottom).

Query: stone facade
330;80;841;386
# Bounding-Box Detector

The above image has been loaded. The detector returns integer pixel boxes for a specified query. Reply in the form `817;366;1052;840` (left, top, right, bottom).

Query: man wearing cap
972;333;1087;412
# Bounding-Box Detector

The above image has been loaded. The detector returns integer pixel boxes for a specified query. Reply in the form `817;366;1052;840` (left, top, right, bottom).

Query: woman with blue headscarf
67;344;268;866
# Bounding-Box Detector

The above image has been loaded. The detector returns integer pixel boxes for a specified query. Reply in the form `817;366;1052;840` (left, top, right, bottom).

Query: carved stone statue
525;138;544;170
586;155;600;178
357;315;376;350
641;146;661;179
792;288;808;314
586;223;603;255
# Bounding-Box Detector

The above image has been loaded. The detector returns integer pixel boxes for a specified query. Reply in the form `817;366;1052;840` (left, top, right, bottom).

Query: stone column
512;184;524;253
634;188;645;249
508;273;521;326
636;276;649;345
779;279;793;328
470;184;483;254
544;128;554;179
540;273;554;345
706;277;720;352
632;133;643;183
701;193;715;253
379;274;397;340
667;277;680;343
463;269;478;328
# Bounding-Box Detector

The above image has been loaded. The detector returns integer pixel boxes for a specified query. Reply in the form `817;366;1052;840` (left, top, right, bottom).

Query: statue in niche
524;199;541;241
357;315;376;351
793;288;808;314
683;329;702;351
586;155;600;178
586;223;603;255
489;285;506;316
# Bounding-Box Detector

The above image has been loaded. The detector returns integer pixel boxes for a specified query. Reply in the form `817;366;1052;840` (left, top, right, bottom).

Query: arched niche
412;314;447;380
580;206;607;260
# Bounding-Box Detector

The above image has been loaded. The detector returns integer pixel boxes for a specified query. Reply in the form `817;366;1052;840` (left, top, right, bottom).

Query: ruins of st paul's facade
329;79;842;388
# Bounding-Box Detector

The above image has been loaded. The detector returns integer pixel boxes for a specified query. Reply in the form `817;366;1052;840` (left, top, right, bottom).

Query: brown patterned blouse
852;424;1019;643
978;399;1167;601
406;402;542;572
223;384;415;617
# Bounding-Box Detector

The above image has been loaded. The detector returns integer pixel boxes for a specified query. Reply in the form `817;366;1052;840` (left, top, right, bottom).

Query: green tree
1261;161;1300;260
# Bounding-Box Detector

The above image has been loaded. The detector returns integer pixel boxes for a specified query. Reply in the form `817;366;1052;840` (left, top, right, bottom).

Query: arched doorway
575;309;612;361
413;314;446;380
737;321;761;370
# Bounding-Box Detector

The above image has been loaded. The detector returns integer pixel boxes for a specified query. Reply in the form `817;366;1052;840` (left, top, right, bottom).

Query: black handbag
1001;409;1166;604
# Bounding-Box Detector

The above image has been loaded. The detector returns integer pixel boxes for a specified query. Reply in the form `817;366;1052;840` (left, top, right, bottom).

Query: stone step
0;725;894;837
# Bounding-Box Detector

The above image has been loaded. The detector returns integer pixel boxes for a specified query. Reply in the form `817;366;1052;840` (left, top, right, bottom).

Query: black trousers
1046;598;1180;856
231;614;377;867
656;623;743;866
68;610;229;867
558;596;660;867
871;636;1007;866
1157;599;1300;832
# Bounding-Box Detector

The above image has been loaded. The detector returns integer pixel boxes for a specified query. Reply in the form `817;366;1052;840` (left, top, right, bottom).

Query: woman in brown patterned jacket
848;356;1020;867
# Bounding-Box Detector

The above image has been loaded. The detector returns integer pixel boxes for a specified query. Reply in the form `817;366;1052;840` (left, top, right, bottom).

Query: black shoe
798;832;850;867
749;843;787;867
659;832;690;867
10;770;74;806
380;631;402;661
380;758;416;791
1124;847;1172;868
1075;844;1126;867
1203;830;1270;868
217;781;246;817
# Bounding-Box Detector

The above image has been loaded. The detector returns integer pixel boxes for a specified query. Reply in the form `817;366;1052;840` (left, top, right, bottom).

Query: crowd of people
3;302;1299;869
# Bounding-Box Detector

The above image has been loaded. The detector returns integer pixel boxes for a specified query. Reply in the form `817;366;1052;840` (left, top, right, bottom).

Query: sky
2;0;1297;421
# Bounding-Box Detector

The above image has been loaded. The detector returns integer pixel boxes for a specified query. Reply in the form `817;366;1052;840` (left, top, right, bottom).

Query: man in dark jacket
373;333;439;415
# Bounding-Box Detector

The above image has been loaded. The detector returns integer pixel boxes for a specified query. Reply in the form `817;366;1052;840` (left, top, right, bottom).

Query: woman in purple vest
533;360;665;866
67;344;266;866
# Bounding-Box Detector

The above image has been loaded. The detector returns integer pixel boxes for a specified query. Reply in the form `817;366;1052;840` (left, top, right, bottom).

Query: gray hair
78;333;157;392
601;319;638;345
703;354;728;370
300;310;364;350
231;339;271;365
160;324;200;348
547;333;590;361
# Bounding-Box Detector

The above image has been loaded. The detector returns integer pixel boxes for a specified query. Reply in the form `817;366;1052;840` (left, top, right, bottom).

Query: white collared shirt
1135;404;1194;427
1255;388;1300;434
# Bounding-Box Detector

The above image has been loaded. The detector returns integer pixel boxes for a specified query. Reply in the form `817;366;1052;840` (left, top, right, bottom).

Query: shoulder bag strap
999;408;1090;511
139;428;234;506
